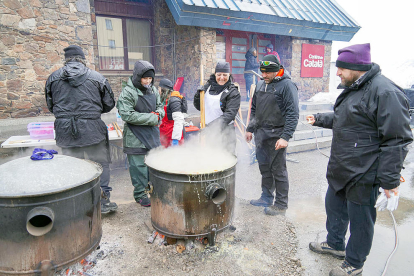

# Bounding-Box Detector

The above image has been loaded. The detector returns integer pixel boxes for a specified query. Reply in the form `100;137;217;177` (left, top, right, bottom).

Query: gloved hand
375;191;388;211
197;85;205;93
386;190;399;212
171;139;179;146
375;188;399;212
151;111;160;121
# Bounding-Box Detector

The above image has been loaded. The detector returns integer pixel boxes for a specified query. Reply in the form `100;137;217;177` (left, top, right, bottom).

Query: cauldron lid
0;155;102;197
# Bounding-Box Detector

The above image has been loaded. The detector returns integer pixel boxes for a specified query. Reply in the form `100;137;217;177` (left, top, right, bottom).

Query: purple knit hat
336;43;372;71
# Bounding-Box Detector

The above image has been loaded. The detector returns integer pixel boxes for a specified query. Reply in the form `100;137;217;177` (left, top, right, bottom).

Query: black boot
101;192;118;214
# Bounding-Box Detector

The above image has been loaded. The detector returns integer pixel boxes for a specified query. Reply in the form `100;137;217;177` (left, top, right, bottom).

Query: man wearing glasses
245;55;299;216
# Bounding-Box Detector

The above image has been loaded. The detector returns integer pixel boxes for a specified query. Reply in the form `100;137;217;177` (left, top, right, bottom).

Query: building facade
0;0;359;118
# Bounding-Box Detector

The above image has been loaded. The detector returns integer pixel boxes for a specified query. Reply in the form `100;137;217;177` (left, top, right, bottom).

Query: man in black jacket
45;45;117;214
245;54;299;216
307;43;413;276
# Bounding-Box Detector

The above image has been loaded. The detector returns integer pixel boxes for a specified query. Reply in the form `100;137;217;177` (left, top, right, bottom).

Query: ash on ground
56;198;302;276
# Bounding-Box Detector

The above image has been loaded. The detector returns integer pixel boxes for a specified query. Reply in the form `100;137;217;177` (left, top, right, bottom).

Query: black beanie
142;69;155;78
159;78;173;90
215;61;231;73
64;45;85;59
260;54;281;72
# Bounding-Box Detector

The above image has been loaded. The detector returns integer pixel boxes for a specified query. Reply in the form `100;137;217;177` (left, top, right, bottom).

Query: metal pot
0;155;102;276
147;159;236;245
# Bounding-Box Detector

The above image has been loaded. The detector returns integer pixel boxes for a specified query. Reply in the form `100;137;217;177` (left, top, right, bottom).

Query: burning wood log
166;237;177;245
176;240;186;253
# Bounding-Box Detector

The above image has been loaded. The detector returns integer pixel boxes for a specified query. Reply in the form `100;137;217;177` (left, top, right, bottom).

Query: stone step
292;128;332;141
295;121;324;131
287;136;332;154
298;110;333;121
300;101;334;111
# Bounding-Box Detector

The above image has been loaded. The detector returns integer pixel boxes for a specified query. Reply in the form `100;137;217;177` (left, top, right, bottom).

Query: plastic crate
27;122;55;139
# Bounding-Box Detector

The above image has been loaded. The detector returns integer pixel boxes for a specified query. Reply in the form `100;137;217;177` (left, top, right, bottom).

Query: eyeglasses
260;61;278;66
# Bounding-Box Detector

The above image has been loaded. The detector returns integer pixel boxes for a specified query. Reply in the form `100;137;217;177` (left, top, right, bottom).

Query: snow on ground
308;90;341;104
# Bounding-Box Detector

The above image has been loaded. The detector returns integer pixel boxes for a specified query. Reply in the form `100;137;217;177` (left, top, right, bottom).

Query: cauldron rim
0;157;102;198
145;158;237;176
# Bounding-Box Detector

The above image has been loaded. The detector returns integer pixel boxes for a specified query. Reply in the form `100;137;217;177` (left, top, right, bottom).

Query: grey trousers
62;140;112;197
255;139;289;209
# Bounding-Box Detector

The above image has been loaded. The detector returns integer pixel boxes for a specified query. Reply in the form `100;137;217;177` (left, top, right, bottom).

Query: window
105;19;113;30
96;16;153;71
216;36;226;63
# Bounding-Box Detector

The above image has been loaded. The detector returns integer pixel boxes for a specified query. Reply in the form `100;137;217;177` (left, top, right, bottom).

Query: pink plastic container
27;122;55;139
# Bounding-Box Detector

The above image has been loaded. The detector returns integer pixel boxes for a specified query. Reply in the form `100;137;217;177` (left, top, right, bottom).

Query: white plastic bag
387;192;399;212
375;188;399;212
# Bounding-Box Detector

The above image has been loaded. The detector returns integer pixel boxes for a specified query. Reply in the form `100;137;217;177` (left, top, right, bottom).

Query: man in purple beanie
306;43;413;276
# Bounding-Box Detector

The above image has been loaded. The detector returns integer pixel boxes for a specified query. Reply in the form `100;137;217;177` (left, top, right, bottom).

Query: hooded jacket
45;61;115;147
314;63;413;205
116;61;164;152
246;72;299;142
244;48;259;72
193;74;241;127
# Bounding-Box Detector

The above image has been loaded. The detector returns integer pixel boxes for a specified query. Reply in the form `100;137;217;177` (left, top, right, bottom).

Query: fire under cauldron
0;155;102;276
146;156;237;245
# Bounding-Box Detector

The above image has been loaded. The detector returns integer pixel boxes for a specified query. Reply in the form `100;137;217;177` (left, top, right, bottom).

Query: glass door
228;36;248;96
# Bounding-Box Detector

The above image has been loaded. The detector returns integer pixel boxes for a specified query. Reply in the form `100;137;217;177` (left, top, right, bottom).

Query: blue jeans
325;185;378;269
244;73;256;101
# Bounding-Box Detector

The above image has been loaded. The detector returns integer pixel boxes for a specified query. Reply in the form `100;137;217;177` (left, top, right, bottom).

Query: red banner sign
301;44;325;78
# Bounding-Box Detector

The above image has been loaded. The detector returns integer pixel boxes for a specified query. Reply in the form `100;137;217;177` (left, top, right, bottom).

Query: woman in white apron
193;61;241;154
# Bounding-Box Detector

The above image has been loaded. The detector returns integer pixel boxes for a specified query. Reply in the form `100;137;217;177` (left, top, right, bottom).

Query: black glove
197;85;205;93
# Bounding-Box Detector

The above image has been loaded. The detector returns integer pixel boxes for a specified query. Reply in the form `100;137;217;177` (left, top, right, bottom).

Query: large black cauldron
147;158;236;244
0;155;102;275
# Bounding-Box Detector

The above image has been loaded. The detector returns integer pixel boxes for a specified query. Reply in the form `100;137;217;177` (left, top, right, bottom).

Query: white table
1;130;122;148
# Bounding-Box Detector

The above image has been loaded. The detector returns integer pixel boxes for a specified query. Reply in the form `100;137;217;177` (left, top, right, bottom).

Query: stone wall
0;0;335;119
97;0;213;101
153;0;216;99
0;0;94;118
275;35;293;72
290;38;332;100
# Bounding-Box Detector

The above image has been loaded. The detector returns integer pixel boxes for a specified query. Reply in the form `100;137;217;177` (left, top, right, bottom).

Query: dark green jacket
116;77;164;149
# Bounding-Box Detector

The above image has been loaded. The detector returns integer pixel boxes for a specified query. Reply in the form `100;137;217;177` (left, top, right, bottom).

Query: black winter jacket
246;73;299;142
45;61;115;147
244;48;259;72
193;75;241;127
167;95;187;120
314;63;413;205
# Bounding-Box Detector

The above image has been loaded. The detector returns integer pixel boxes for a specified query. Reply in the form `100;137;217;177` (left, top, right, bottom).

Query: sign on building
301;44;325;78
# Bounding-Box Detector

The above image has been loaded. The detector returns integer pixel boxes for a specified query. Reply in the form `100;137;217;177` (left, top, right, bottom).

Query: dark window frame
95;0;154;73
108;39;116;49
96;14;154;72
105;18;113;30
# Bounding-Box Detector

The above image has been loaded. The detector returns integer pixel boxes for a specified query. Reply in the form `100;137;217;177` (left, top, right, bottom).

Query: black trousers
62;140;112;197
256;139;289;209
325;185;378;269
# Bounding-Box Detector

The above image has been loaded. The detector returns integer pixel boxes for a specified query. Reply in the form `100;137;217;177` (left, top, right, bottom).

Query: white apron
204;86;225;125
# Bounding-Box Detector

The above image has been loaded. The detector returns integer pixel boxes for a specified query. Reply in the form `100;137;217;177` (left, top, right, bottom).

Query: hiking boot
250;197;273;207
309;241;345;259
329;260;363;276
101;192;118;214
264;205;287;216
138;196;151;207
101;202;118;214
